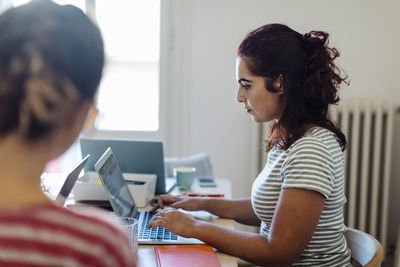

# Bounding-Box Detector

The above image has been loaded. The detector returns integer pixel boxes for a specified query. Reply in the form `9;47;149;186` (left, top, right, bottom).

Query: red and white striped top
0;204;137;266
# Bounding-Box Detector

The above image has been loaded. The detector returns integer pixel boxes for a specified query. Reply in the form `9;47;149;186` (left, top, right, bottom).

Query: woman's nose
237;88;245;102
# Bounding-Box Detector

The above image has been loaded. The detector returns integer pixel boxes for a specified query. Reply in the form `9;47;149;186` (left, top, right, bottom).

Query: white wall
168;0;400;248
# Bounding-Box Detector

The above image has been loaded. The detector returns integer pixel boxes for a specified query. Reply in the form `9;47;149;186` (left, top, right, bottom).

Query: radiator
258;100;396;252
330;100;395;252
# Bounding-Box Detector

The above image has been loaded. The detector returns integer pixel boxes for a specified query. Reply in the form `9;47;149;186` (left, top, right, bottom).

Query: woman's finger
150;195;181;212
148;217;167;229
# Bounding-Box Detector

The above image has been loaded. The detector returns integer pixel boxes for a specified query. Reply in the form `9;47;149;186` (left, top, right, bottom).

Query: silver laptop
94;147;203;245
42;155;90;206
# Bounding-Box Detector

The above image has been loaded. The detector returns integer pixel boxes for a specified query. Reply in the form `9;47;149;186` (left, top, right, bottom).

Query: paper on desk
178;209;217;222
41;173;67;200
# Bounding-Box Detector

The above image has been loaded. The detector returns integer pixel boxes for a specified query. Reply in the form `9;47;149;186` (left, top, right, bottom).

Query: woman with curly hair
150;23;350;266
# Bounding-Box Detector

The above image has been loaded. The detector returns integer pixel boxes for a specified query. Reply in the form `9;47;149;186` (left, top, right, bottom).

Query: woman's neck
0;134;53;207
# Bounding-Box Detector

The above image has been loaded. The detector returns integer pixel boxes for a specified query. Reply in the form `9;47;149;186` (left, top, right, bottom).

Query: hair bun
19;72;80;139
303;31;328;50
302;32;311;42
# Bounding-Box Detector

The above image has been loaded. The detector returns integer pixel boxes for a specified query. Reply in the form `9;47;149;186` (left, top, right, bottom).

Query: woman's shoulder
285;127;341;162
303;126;336;141
58;205;136;266
55;204;123;233
1;203;125;237
291;127;339;150
0;204;135;266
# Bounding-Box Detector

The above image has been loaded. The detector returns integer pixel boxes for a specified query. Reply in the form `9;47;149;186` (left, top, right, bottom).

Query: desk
41;174;238;267
138;178;237;267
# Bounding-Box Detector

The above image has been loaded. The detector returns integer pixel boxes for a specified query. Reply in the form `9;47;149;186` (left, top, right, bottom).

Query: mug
174;167;196;190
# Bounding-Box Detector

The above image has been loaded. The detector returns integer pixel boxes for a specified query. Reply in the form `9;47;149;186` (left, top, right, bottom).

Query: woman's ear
62;99;92;137
75;100;93;128
46;99;92;160
273;74;284;95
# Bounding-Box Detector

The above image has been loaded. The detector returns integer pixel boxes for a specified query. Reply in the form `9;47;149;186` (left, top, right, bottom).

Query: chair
344;227;383;267
164;152;214;178
394;224;400;267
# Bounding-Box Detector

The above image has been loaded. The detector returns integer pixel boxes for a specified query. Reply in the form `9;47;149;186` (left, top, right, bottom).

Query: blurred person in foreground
0;1;136;266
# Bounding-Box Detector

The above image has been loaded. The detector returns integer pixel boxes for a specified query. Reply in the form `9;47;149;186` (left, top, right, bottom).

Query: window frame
83;0;162;139
2;0;189;155
84;0;189;156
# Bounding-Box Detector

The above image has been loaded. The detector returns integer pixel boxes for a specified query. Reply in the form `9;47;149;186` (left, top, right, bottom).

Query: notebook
94;147;203;245
80;137;175;194
154;245;221;267
42;155;90;206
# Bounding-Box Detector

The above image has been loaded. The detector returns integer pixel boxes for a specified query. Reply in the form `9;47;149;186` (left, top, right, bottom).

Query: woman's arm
199;197;260;226
152;195;260;226
149;188;325;266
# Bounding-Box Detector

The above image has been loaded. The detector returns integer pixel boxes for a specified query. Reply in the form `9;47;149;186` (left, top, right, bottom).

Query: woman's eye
242;84;251;90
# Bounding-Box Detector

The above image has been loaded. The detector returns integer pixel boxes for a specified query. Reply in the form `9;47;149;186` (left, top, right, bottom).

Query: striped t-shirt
251;127;351;266
0;204;136;266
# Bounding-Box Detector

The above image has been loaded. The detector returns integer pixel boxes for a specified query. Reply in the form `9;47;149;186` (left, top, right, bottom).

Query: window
3;0;172;172
9;0;162;132
95;1;160;131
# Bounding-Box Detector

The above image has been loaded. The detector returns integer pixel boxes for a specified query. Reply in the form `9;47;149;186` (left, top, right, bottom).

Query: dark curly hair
237;23;348;151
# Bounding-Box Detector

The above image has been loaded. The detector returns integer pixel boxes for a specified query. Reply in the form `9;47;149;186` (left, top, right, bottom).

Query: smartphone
198;176;217;187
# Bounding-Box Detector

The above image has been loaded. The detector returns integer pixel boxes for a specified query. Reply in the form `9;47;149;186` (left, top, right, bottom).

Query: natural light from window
96;1;160;131
12;0;161;132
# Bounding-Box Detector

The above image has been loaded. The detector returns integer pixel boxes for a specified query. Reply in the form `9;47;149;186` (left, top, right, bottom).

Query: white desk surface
171;177;232;199
138;177;237;267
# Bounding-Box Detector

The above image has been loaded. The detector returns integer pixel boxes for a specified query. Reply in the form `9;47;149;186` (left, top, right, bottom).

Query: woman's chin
251;116;262;123
251;115;271;124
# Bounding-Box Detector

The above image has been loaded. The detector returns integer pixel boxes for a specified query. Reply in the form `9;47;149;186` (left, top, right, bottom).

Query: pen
182;193;224;198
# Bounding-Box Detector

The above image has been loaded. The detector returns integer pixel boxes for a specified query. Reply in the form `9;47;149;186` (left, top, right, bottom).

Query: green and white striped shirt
251;127;351;266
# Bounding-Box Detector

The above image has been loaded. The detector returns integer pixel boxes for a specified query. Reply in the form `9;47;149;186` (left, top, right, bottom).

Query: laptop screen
56;154;90;204
95;147;137;217
80;138;171;194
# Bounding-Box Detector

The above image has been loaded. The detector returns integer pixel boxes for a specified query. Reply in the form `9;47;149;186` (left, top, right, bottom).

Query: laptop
94;147;203;245
42;155;90;206
80;138;175;194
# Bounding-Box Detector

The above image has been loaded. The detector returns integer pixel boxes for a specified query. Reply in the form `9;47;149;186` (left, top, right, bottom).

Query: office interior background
1;0;399;261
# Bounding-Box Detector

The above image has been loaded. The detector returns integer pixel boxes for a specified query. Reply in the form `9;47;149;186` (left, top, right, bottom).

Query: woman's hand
148;208;203;238
150;194;203;212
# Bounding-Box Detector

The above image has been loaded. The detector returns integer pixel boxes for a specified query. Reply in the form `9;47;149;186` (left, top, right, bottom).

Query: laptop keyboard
137;211;178;240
